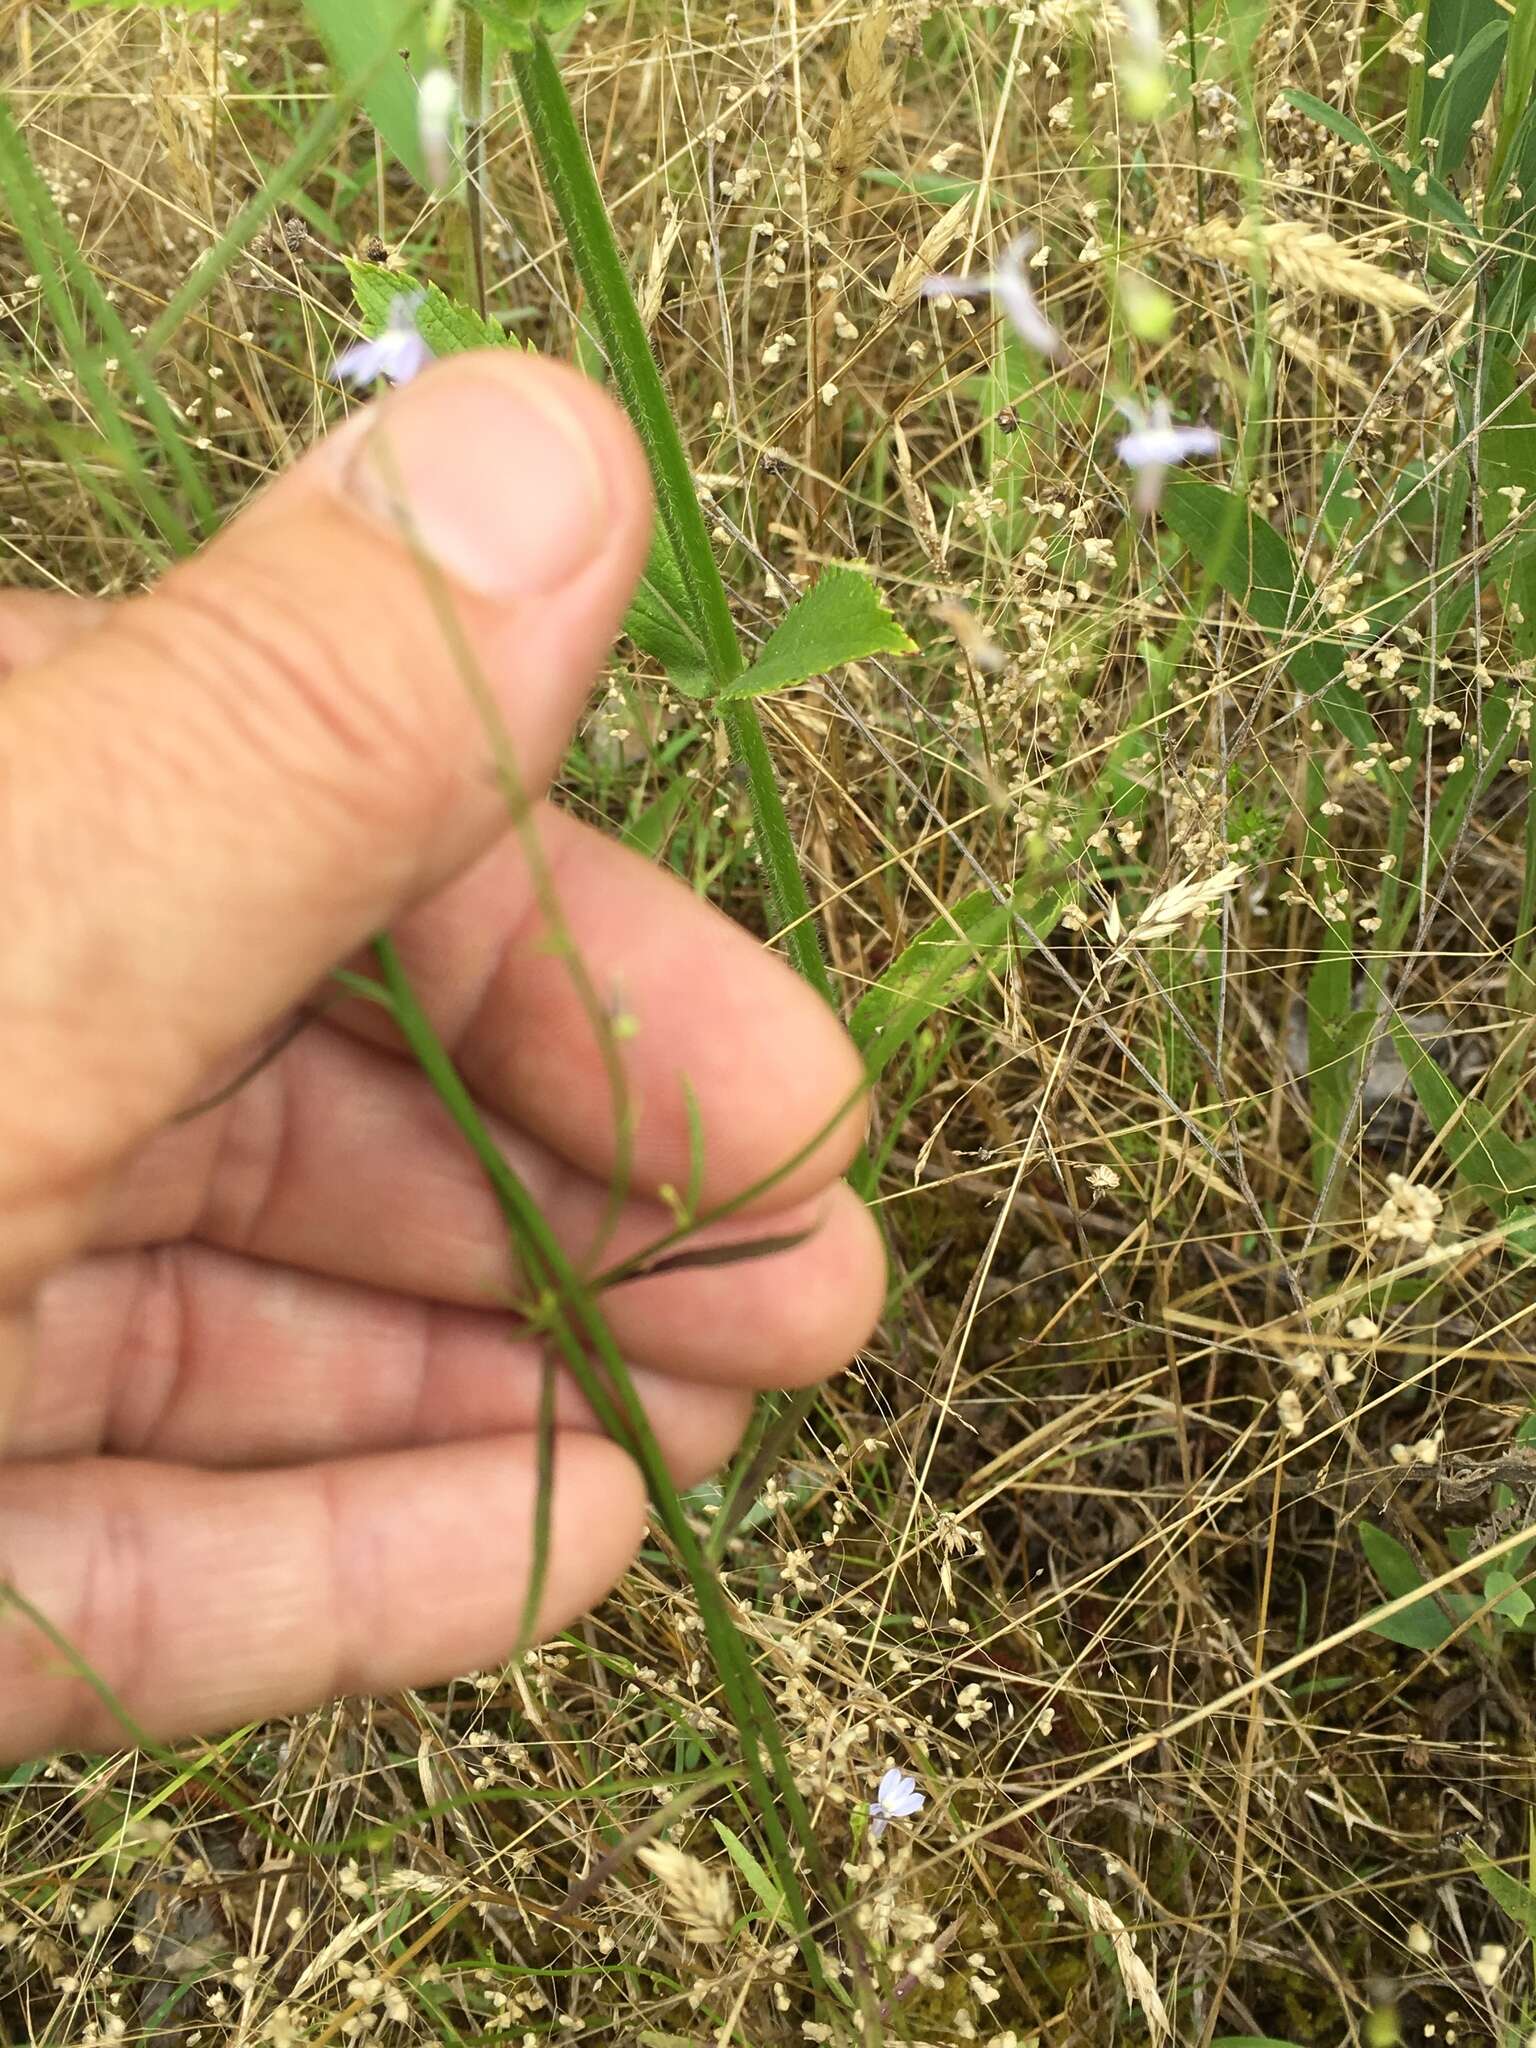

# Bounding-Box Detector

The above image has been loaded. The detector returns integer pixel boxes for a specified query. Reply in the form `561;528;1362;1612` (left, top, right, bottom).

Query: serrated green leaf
718;567;913;701
304;0;429;188
1160;479;1380;758
624;531;712;692
343;260;513;356
1359;1522;1468;1649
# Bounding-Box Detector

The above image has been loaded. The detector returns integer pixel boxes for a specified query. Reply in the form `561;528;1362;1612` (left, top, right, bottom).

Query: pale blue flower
332;291;433;389
922;234;1062;357
1115;397;1220;512
867;1766;925;1841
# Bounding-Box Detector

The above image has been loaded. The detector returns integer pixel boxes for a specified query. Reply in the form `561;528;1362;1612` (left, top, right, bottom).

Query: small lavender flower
922;234;1062;357
332;291;433;390
1115;397;1220;513
867;1767;925;1842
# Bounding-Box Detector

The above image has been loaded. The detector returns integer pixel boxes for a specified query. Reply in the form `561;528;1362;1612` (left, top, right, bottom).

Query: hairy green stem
509;32;834;1004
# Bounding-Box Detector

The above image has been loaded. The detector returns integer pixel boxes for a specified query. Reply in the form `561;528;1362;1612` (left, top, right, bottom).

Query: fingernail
340;363;611;598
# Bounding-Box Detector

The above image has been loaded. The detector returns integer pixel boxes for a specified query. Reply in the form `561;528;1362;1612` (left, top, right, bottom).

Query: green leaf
1483;1567;1535;1627
624;531;712;692
1418;0;1505;160
1480;351;1536;662
1389;1017;1536;1212
1160;479;1380;756
622;774;692;862
713;1819;786;1927
1492;0;1536;190
1427;17;1507;178
464;0;585;47
1212;2039;1310;2047
343;260;513;355
718;568;913;701
1467;1844;1536;1939
1284;89;1474;231
1359;1522;1466;1649
1304;768;1365;1192
852;886;1071;1077
303;0;429;188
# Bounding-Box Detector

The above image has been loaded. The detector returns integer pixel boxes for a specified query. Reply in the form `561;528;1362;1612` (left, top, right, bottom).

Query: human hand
0;353;884;1760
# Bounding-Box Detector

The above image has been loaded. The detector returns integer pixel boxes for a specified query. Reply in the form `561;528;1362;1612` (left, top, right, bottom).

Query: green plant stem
509;31;834;1005
371;934;832;1979
458;10;488;319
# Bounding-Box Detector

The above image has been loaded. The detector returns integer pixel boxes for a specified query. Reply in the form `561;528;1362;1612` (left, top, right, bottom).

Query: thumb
0;351;652;1287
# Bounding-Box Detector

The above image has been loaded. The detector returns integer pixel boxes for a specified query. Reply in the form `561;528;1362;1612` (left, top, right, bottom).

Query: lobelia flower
332;291;433;390
921;234;1062;357
1115;397;1220;514
867;1767;926;1842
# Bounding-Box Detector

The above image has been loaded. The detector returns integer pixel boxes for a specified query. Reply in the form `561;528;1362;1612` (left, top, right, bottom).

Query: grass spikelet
820;6;897;209
1187;215;1440;312
636;1842;738;1947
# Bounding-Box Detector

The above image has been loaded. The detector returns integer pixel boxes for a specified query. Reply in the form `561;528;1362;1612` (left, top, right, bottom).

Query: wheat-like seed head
636;1843;737;1946
1186;216;1438;313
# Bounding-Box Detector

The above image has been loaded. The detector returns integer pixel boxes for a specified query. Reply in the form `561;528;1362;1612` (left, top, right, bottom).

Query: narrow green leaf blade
1388;1017;1536;1209
342;262;712;688
304;0;428;188
1284;89;1474;229
853;886;1071;1077
720;567;914;701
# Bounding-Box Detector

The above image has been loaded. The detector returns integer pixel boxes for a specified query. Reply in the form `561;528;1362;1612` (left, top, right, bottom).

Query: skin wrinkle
168;563;450;805
196;1037;297;1258
111;580;444;874
65;1494;155;1752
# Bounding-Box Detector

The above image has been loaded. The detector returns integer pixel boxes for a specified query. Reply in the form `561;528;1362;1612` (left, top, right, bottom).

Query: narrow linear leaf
713;1819;787;1925
1426;16;1506;177
719;567;914;701
853;886;1071;1076
1212;2038;1310;2048
1284;88;1473;231
304;0;429;187
1212;2039;1309;2048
